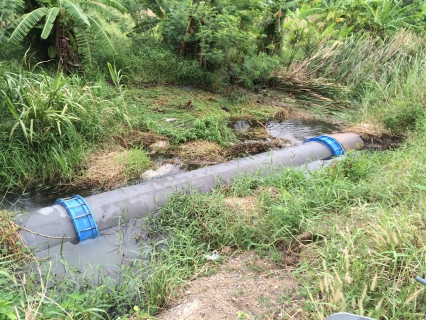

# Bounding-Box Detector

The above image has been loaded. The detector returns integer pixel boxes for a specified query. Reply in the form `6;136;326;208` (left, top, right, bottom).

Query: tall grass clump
360;44;426;134
295;30;423;87
264;30;420;109
0;70;127;191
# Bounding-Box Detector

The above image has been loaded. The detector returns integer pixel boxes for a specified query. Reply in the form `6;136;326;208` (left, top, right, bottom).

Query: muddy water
2;186;97;213
3;118;340;212
34;216;153;283
266;119;341;143
230;118;341;143
2;159;187;213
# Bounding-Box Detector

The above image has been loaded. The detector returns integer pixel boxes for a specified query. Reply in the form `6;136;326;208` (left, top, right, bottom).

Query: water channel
3;117;340;213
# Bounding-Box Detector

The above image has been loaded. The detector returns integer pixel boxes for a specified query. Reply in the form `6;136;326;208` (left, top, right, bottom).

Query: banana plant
360;0;418;35
0;0;24;43
7;0;126;66
121;0;170;34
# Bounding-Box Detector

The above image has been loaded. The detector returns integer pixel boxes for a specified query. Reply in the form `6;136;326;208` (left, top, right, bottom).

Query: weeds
145;115;238;146
1;72;88;146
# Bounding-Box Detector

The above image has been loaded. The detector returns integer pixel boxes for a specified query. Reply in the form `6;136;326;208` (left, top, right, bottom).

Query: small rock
164;118;177;122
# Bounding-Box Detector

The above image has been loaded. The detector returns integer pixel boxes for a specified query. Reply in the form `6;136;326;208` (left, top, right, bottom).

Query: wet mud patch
345;123;403;150
228;139;292;156
229;119;293;156
156;252;306;320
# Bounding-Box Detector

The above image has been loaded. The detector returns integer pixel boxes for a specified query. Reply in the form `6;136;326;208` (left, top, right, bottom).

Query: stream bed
2;117;341;212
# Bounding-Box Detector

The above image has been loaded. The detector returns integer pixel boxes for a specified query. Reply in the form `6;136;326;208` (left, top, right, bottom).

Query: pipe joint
304;135;345;156
55;195;99;242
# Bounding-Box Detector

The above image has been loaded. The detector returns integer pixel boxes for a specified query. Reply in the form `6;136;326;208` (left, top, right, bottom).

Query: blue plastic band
303;135;345;157
54;195;99;242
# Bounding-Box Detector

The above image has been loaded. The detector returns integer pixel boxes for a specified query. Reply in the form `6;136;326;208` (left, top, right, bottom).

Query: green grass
120;148;152;178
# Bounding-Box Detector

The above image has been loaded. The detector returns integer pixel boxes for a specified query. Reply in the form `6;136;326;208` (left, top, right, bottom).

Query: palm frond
62;0;90;27
78;2;115;19
87;15;116;53
74;26;92;65
94;0;127;13
8;8;48;44
41;7;60;39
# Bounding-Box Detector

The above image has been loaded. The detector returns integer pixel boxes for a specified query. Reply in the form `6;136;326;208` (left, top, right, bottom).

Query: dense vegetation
1;0;426;319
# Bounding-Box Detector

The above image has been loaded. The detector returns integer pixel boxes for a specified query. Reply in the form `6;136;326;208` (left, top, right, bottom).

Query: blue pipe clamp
55;195;99;242
304;135;345;156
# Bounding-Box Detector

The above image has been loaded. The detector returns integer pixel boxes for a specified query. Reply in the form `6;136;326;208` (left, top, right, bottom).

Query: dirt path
156;252;307;320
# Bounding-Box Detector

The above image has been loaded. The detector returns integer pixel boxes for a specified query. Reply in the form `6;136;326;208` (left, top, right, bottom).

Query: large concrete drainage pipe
15;133;363;250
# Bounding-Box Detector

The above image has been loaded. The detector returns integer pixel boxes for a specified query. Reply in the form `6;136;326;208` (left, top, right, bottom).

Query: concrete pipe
15;133;363;250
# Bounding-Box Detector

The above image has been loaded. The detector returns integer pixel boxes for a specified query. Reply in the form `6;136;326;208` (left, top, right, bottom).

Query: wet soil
344;123;404;150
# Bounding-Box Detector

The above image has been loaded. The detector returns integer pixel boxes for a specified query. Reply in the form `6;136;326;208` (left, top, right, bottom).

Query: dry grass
115;130;169;149
224;196;262;224
271;62;348;108
274;109;292;121
178;141;226;165
0;210;27;259
79;148;128;189
273;107;316;121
